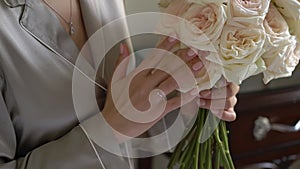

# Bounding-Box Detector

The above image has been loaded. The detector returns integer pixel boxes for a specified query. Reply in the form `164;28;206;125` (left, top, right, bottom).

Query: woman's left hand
198;83;240;121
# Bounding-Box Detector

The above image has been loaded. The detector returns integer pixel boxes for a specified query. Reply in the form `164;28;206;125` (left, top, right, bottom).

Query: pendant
69;22;75;35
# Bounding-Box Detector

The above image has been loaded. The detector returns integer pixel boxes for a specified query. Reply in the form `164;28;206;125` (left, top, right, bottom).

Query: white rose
229;0;271;17
178;3;227;51
157;1;227;51
156;0;192;38
272;0;300;20
156;1;226;90
207;22;267;84
261;2;300;83
188;0;226;5
262;36;300;83
272;0;300;40
286;19;300;41
263;4;291;48
195;52;223;91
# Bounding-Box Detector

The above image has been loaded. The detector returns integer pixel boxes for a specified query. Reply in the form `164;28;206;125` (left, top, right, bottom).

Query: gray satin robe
0;0;137;168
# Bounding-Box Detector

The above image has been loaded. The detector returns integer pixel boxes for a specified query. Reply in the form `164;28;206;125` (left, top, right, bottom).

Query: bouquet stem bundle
168;109;235;169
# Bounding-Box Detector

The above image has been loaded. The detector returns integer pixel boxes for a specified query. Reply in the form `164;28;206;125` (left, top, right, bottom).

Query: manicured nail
217;79;228;87
168;33;177;43
200;90;210;97
119;43;124;55
187;49;196;57
192;62;203;71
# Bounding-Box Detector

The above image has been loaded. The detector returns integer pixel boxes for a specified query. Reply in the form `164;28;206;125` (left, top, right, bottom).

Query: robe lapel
12;0;135;85
19;0;79;64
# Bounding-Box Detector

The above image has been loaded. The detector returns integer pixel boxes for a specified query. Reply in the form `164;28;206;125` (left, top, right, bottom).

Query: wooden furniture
228;85;300;168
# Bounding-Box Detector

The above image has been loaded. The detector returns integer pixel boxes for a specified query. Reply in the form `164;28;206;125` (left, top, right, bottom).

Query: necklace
43;0;75;35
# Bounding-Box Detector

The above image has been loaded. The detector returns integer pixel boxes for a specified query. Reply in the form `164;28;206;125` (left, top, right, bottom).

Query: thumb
113;43;130;81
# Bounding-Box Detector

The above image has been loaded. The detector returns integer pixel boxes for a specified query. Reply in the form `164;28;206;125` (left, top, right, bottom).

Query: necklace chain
43;0;75;35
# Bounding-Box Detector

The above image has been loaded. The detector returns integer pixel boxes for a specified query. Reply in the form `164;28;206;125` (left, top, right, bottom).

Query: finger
199;83;240;99
197;96;238;110
156;62;202;96
175;48;209;63
176;49;209;76
175;48;197;62
155;61;204;96
153;50;207;93
150;49;208;95
148;35;180;75
211;108;237;122
147;89;197;125
187;57;204;75
156;34;179;51
164;89;197;114
116;43;130;67
148;48;196;86
157;76;178;95
113;43;130;81
149;48;197;83
150;48;207;80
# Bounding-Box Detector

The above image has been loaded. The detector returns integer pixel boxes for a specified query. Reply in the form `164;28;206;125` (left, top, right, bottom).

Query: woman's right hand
102;36;206;140
102;37;239;141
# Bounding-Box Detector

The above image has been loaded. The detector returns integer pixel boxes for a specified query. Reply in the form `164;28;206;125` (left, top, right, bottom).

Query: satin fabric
0;0;135;168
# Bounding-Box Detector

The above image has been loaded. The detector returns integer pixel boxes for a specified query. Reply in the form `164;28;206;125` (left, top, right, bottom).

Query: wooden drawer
228;86;300;167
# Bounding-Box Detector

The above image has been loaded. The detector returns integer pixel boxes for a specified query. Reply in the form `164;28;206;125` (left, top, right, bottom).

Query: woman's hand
101;36;239;140
198;83;240;121
102;37;200;139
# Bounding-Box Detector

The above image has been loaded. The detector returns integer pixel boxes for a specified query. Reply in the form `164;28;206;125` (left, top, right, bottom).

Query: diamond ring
155;90;167;102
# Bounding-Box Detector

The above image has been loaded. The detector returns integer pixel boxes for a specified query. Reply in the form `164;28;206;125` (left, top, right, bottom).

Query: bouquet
157;0;300;168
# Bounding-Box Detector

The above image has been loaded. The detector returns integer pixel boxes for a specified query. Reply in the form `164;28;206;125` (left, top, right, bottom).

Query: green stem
214;145;221;169
200;109;209;168
182;131;197;168
168;108;235;169
207;137;212;169
220;121;229;151
214;125;230;169
194;109;205;169
200;141;206;169
183;138;196;169
194;141;200;169
168;138;186;169
179;129;195;164
220;121;235;169
168;116;199;169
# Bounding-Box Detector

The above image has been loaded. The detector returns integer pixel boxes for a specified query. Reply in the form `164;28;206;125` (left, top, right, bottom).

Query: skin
44;0;240;141
103;38;239;140
43;0;88;49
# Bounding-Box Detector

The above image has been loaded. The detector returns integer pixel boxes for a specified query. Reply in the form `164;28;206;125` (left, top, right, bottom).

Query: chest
42;0;88;51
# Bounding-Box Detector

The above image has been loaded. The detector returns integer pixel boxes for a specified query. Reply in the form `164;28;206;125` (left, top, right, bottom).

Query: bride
0;0;239;168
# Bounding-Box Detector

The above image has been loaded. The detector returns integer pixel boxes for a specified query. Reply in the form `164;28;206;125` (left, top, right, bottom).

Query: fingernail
200;90;210;97
119;43;124;55
168;34;177;43
197;100;206;107
192;62;203;71
217;79;228;87
187;49;196;57
190;88;199;96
